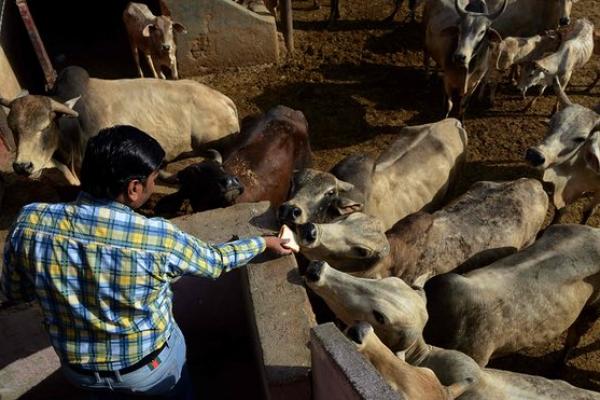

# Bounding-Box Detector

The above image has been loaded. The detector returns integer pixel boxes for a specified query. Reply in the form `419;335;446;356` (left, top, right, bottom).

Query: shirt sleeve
1;233;36;303
165;226;267;279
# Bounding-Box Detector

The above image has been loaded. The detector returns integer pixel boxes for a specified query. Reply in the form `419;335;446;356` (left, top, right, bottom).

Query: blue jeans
61;324;195;399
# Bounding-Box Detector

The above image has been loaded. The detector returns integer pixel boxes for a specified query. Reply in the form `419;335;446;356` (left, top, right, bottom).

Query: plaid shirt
1;192;265;371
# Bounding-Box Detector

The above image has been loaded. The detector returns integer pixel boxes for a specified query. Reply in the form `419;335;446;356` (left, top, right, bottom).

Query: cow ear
487;28;502;43
585;132;600;174
334;197;363;216
533;60;549;74
0;97;11;108
440;26;459;38
336;179;354;193
64;96;80;111
173;22;187;34
142;24;155;37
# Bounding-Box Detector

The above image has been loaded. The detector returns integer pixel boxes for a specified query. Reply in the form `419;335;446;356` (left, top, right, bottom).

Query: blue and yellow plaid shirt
1;192;266;371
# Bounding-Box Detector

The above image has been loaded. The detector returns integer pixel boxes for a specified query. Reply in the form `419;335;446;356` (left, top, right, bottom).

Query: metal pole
16;0;57;91
279;0;293;55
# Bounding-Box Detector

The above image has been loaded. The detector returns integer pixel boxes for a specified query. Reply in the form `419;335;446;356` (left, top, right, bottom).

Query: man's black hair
80;125;165;199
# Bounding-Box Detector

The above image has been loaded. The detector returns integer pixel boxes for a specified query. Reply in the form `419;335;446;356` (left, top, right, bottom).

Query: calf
0;66;239;185
297;179;548;282
155;105;311;214
483;30;562;102
123;2;187;80
517;18;594;110
279;118;467;230
346;322;471;400
306;261;600;400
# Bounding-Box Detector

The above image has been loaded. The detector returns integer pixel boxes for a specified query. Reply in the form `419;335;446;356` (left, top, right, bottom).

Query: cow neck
405;337;432;366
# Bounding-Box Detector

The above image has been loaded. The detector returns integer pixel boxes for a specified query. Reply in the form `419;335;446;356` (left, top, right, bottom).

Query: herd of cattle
2;0;600;398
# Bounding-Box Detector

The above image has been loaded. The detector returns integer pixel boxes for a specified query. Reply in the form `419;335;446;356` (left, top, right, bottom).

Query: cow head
450;0;506;68
304;260;428;352
517;61;551;97
176;150;244;212
0;95;79;179
143;16;187;77
557;0;579;27
296;212;390;272
278;169;362;226
525;80;600;169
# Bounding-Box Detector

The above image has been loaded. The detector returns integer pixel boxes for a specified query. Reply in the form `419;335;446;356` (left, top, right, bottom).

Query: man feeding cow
0;125;294;398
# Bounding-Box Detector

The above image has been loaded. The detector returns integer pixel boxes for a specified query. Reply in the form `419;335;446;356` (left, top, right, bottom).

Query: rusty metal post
279;0;294;55
16;0;57;91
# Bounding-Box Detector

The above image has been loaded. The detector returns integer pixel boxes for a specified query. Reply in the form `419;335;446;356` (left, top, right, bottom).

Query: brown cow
123;2;187;80
347;322;472;400
155;105;312;214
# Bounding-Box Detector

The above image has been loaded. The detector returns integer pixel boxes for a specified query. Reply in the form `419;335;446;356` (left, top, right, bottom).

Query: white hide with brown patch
305;261;600;400
123;2;187;80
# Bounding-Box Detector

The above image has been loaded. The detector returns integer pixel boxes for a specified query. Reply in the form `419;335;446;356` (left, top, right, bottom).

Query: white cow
518;19;594;110
0;66;239;185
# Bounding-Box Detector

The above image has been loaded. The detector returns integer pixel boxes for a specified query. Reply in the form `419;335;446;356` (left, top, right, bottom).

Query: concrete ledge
172;202;316;399
163;0;279;74
311;323;401;400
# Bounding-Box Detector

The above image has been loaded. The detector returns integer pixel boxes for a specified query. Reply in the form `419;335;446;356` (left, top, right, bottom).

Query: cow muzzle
298;222;318;245
305;260;325;283
13;161;34;176
453;53;468;67
278;204;303;225
559;17;570;26
525;148;546;167
347;321;372;345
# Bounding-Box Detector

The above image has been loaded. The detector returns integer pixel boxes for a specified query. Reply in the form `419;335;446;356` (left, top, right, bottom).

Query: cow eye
373;310;386;325
574;137;586;143
354;247;373;258
326;189;336;196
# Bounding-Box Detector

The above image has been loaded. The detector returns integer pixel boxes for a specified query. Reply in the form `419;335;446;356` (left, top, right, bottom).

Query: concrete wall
163;0;279;75
311;323;402;400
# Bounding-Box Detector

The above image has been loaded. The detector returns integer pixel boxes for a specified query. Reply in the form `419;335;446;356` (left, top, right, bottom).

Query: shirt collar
76;191;133;213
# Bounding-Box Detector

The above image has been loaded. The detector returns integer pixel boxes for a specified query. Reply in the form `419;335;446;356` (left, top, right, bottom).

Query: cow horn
553;76;572;107
0;97;12;108
487;0;507;20
49;98;79;117
206;149;223;165
454;0;468;18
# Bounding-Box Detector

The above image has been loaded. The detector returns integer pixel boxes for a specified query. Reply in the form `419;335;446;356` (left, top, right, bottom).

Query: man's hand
264;236;294;256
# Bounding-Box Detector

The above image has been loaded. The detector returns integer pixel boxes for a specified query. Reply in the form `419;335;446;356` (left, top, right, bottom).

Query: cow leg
585;69;600;93
170;61;180;80
582;195;600;224
328;0;340;24
145;54;160;79
552;207;565;224
423;50;431;79
383;0;403;22
561;307;600;365
131;45;144;78
523;86;545;112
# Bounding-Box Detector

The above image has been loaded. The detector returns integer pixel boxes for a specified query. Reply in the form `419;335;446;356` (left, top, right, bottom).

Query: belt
67;341;167;377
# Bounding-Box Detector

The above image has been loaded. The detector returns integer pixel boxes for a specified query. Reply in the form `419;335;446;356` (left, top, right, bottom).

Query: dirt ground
2;0;600;395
